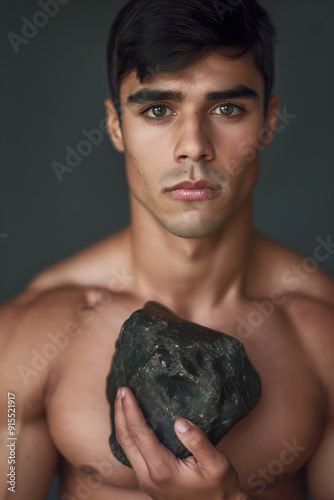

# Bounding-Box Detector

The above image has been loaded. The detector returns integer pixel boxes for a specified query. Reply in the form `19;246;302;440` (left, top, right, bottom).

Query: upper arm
306;419;334;500
0;287;91;499
0;296;60;498
289;298;334;500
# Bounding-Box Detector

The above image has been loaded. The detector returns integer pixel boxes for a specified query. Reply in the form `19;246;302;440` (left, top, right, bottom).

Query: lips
166;180;220;191
165;180;221;201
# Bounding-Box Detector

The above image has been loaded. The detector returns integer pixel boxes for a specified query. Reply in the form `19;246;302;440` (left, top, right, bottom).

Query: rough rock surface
106;301;261;468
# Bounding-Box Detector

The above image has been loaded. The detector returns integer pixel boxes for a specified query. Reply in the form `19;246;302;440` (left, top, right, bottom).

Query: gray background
0;0;332;498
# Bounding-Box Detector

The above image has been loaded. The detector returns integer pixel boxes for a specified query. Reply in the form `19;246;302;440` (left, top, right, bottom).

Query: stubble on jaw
159;209;228;239
141;162;233;238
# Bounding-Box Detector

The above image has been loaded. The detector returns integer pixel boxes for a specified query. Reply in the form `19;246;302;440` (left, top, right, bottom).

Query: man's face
106;51;279;238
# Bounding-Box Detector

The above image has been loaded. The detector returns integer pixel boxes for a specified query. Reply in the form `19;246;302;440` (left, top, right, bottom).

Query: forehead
119;51;265;102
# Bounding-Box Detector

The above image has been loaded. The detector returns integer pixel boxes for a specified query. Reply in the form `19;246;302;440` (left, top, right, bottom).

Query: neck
128;196;254;318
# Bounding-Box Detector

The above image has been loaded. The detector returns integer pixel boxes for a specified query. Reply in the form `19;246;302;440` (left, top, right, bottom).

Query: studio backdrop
1;0;333;304
0;1;333;498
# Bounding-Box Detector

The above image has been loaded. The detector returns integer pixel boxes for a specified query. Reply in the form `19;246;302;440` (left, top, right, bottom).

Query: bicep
0;415;59;499
0;298;59;499
0;348;59;499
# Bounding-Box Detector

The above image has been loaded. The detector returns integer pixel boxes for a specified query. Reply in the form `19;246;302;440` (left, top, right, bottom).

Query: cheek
122;134;163;198
217;119;265;180
123;126;174;185
123;124;165;165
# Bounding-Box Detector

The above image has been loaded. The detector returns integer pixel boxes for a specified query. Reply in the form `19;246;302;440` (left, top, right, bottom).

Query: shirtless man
1;0;334;499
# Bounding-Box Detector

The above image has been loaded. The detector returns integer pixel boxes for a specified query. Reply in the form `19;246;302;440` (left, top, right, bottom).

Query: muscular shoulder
249;231;334;306
282;294;334;497
27;228;132;291
0;285;114;353
248;231;334;412
0;286;107;414
282;295;334;419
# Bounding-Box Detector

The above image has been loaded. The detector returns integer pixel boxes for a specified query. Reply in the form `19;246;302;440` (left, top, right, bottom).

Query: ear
104;98;125;153
259;94;280;148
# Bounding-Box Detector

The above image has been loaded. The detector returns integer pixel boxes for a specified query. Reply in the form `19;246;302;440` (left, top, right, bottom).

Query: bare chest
46;306;325;498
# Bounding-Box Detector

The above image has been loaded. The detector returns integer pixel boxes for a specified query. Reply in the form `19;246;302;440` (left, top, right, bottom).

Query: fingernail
175;418;192;434
116;388;126;400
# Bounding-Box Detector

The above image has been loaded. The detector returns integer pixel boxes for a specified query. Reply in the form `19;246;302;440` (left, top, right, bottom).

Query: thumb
174;418;229;471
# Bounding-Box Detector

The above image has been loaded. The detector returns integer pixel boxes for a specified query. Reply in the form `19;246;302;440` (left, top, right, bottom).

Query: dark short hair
107;0;277;109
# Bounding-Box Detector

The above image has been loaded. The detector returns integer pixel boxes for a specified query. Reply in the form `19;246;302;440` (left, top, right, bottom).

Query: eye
213;103;243;118
145;105;173;119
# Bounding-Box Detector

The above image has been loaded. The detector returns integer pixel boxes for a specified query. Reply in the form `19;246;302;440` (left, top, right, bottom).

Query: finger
114;387;147;474
174;418;230;475
120;387;175;474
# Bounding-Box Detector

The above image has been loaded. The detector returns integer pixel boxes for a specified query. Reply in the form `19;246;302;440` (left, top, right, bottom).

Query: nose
174;114;215;164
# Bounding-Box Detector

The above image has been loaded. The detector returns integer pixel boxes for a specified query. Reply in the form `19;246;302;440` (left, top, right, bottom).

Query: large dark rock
106;301;261;468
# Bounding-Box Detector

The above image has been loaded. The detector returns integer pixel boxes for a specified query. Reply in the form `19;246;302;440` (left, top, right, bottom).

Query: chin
162;217;226;239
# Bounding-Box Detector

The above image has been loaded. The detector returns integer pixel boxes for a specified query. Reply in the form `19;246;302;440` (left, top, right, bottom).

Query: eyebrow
127;84;259;105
